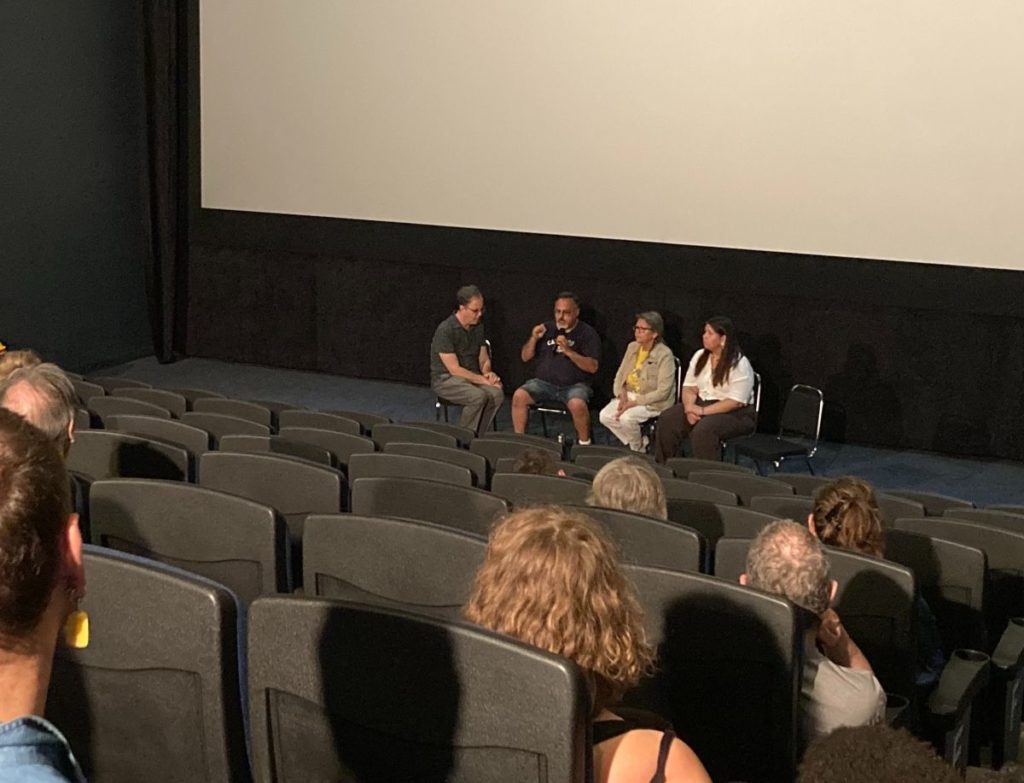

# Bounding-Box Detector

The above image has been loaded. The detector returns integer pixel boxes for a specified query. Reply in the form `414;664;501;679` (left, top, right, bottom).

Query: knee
487;386;505;405
567;398;588;416
512;388;533;407
598;405;613;426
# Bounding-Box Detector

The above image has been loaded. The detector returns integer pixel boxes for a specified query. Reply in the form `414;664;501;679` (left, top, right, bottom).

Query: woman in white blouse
653;317;755;463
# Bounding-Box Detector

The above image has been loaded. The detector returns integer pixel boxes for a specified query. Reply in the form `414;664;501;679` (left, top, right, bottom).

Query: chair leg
539;411;549;438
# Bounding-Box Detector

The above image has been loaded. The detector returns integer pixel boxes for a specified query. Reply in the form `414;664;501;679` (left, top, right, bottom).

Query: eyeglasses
634;325;653;332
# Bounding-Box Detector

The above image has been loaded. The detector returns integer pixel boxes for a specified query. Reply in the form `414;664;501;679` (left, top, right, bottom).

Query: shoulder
432;315;456;336
734;354;753;372
598;729;711;783
652;342;674;360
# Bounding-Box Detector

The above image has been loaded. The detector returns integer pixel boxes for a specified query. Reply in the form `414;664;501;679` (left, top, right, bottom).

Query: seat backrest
348;452;473;487
470;437;558;470
402;420;477;446
884;528;987;653
490;473;591;506
688;470;794;506
574;452;672;478
303;515;486;615
277;426;376;469
67;430;189;482
88;376;151;392
749;494;814;521
713;537;751;582
329;409;391;431
480;431;560;451
570;444;654;462
779;384;824;441
571;505;704;573
350;476;509;537
181;411;271;446
887;489;975;516
90;478;289;604
989;504;1024;515
105;413;212;456
112;387;187;418
943;507;1024;533
170;387;225;410
385;442;488;487
193;397;273;427
73;407;91;431
876;492;925;523
664;457;752;479
89;395;173;423
277;409;362;435
776;473;833;497
493;457;596;482
662;477;739;505
621;565;800;783
71;378;105;405
219;433;335;467
247;597;589;783
372;422;459;449
47;547;249;783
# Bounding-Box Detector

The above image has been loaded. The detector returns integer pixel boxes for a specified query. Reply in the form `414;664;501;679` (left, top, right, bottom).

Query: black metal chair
732;384;824;474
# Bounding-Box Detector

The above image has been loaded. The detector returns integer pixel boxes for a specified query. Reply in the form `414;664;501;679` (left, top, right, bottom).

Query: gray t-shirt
430;314;485;381
801;636;886;744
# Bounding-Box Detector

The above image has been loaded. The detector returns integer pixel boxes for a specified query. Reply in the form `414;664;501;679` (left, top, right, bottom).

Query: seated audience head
512;447;563;476
587;457;667;520
464;506;653;714
0;364;77;457
0;408;84;720
742;519;835;622
810;477;884;557
0;348;41;380
797;725;960;782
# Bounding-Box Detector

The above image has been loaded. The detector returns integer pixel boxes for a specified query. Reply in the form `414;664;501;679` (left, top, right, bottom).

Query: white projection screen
200;1;1024;270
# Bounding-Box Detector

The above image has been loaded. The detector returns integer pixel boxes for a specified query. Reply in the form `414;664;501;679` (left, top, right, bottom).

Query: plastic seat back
105;414;212;456
385;442;488;487
181;411;271;447
371;422;458;449
887;490;975;517
87;376;152;393
665;457;752;479
490;473;591;506
662;477;739;505
277;409;362;435
943;507;1024;534
876;492;925;523
348;452;473;487
749;495;814;521
194;397;273;428
68;430;189;482
688;470;794;506
112;387;188;417
572;505;704;573
219;434;335;467
277;426;376;470
88;395;172;423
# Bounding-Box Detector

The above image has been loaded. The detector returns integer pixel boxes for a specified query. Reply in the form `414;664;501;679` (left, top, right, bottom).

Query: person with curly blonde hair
809;477;884;557
0;348;41;380
464;507;710;783
587;457;668;521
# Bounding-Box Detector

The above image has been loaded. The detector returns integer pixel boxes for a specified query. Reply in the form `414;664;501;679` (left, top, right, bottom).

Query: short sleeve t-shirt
430;314;485;381
683;351;755;404
533;320;600;388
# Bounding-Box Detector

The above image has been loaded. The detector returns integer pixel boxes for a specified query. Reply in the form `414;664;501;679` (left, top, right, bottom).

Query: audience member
0;409;86;782
512;448;565;477
598;312;676;452
654;317;755;463
0;349;41;380
429;284;504;435
512;291;600;445
0;364;77;457
465;507;711;783
797;725;960;783
741;520;885;744
588;457;668;520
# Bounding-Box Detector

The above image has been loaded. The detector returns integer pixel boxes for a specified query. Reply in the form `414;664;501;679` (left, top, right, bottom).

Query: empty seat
277;409;362;435
88;395;173;423
665;457;753;479
571;505;704;573
876;492;925;523
90;478;289;604
401;420;477;446
481;430;561;450
749;495;814;521
711;504;777;541
181;411;270;447
171;387;226;410
87;376;152;392
384;442;488;487
662;477;739;505
105;414;212;457
246;399;295;428
732;384;824;475
371;422;459;449
247;597;589;783
112;387;188;418
688;470;794;506
712;537;751;582
989;504;1024;515
328;409;391;431
942;507;1024;533
569;443;649;462
888;490;975;516
575;452;675;478
493;456;596;482
775;473;834;497
193;397;273;428
350;476;509;537
303;514;486;616
68;430;189;482
348;452;473;487
470;437;560;471
71;378;105;405
219;433;335;467
490;472;592;506
47;547;249;782
277;426;376;470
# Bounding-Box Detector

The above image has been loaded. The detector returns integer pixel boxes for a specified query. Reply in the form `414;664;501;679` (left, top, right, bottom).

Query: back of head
798;725;960;783
0;363;77;456
811;477;884;558
512;448;560;476
745;519;832;616
587;457;667;520
464;506;653;712
0;408;71;647
0;349;41;380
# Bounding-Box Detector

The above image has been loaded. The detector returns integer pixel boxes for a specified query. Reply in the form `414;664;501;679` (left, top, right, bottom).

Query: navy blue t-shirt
533;320;600;387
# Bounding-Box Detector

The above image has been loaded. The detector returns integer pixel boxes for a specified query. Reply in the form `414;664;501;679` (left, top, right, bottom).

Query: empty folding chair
277;409;362;435
384;441;488;487
749;495;814;521
943;507;1024;533
329;409;391;432
105;414;212;457
571;505;704;573
303;514;486;616
348;452;473;487
662;477;739;505
350;476;509;537
87;376;152;393
47;547;249;782
181;411;270;447
248;597;589;783
402;420;477;446
88;395;172;424
71;378;105;405
775;473;833;497
688;470;794;506
219;434;335;467
371;422;459;449
68;430;189;482
876;492;925;524
887;489;975;517
90;478;289;605
621;565;800;783
732;384;824;474
490;472;591;506
194;397;274;428
493;456;596;482
277;426;376;470
171;387;226;410
112;387;188;418
665;457;752;479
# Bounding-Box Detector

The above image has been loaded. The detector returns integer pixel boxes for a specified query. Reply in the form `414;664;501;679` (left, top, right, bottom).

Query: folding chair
732;384;824;474
688;470;794;506
348;452;473;488
490;473;591;506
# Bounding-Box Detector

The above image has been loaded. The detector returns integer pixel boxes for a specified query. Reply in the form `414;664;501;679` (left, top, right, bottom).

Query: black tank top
592;720;676;783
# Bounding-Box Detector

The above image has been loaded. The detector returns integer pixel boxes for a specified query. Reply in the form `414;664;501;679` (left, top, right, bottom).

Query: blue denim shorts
520;378;593;405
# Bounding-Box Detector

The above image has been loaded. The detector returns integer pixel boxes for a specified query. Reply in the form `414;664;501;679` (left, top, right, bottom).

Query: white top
682;351;755;405
801;638;887;743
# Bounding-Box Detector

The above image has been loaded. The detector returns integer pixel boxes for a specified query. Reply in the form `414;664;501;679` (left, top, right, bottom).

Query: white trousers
598;394;660;451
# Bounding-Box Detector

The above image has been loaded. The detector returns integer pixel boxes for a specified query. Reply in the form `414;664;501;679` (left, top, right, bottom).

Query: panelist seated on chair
512;291;600;445
598;312;676;453
654;317;755;464
429;284;504;436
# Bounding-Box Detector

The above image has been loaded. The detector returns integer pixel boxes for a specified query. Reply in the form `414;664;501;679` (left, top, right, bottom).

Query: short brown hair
464;507;654;712
0;408;71;645
745;519;832;616
0;363;77;455
588;457;667;520
512;448;560;476
812;477;884;558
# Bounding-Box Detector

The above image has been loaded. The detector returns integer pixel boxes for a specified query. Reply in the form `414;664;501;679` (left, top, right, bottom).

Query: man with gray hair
0;363;77;457
741;520;885;744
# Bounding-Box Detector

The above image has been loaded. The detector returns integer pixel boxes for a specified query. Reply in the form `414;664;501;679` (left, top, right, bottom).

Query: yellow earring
63;588;89;649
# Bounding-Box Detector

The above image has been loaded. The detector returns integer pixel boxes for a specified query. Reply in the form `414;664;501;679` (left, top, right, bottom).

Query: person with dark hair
653;317;755;463
430;284;504;435
797;725;961;782
512;447;565;476
512;291;600;445
465;507;711;783
0;409;86;781
598;312;676;452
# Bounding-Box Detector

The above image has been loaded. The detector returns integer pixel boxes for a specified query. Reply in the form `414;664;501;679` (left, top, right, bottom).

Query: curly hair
798;725;961;782
464;506;654;713
811;477;884;558
587;457;667;520
745;519;832;616
0;349;41;380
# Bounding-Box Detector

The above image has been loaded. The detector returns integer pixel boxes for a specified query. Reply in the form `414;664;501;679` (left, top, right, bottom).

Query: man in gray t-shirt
430;285;504;434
